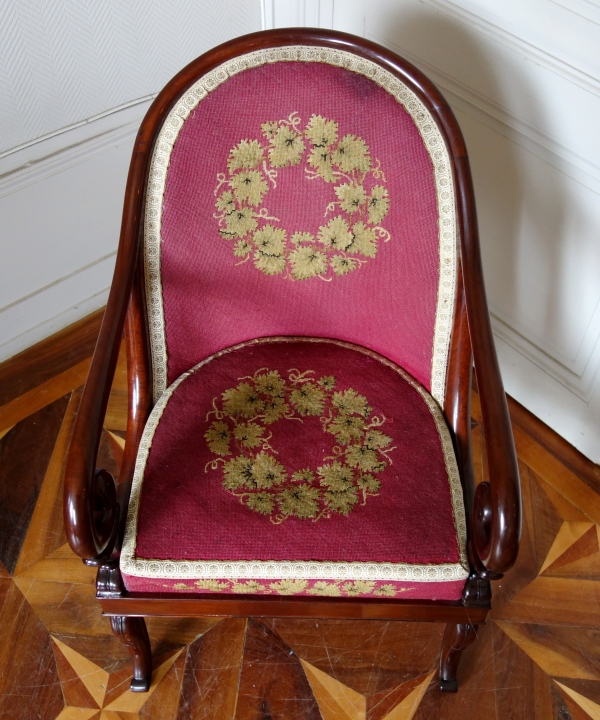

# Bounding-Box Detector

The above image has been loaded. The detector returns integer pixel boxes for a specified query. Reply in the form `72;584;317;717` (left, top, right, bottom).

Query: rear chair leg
110;616;152;692
439;623;477;692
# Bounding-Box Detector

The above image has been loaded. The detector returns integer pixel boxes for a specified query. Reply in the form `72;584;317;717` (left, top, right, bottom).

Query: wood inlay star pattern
52;638;184;719
0;327;600;718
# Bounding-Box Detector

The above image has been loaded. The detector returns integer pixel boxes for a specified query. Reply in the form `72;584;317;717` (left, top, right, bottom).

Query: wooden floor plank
0;395;69;574
513;425;600;525
0;309;102;408
175;618;247;720
0;358;90;433
494;577;600;627
495;621;600;680
14;390;82;575
0;580;64;720
235;619;322;720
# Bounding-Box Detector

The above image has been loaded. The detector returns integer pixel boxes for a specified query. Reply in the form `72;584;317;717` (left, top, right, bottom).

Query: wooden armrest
455;156;521;577
64;149;148;563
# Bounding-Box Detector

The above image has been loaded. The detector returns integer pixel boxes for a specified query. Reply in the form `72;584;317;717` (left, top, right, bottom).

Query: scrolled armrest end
64;466;119;563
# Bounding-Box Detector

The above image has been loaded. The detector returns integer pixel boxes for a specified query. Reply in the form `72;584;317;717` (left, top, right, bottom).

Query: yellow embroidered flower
261;121;278;140
204;421;231;456
227;139;264;173
222;456;254;490
254;252;286;275
368;185;389;225
215;189;236;213
318;461;354;491
324;487;359;515
245;492;275;515
173;583;193;590
206;367;395;523
332;134;371;173
253;225;286;276
218;117;390;281
231;580;266;594
317;216;353;251
326;414;365;445
254;370;285;396
348;222;377;258
318;376;336;390
269;125;305;167
342;580;376;596
374;584;396;597
277;484;320;518
307;146;336;183
308;581;342;597
330;255;357;277
269;579;308;595
332;389;369;416
290;382;325;416
357;474;381;494
220;207;257;239
292;469;316;483
289;246;328;280
194;579;230;591
251;451;287;489
233;422;264;448
345;445;383;473
291;231;314;245
253;225;286;255
364;429;392;450
230;170;268;207
334;183;366;213
305;115;338;147
233;239;252;257
223;382;265;417
262;395;290;424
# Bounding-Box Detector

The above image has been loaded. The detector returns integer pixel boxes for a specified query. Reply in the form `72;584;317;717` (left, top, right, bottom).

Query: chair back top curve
137;31;469;405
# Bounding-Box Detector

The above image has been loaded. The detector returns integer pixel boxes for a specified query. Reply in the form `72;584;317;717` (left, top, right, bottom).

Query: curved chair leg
110;616;152;692
439;623;477;692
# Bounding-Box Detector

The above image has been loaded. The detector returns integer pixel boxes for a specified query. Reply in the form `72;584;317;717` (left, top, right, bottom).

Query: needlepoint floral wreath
214;113;391;281
204;367;396;523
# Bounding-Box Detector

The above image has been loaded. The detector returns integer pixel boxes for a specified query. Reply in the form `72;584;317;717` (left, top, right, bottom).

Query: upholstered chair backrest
144;46;457;404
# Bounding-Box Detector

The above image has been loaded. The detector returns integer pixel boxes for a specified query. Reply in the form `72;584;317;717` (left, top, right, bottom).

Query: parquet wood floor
1;326;599;719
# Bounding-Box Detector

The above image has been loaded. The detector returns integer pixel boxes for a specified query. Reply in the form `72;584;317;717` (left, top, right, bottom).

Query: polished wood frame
64;28;521;693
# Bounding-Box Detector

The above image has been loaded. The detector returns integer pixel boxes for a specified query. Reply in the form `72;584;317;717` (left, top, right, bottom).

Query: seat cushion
121;338;468;600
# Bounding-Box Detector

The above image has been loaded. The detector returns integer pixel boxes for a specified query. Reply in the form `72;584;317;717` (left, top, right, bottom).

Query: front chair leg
439;623;477;692
110;616;152;692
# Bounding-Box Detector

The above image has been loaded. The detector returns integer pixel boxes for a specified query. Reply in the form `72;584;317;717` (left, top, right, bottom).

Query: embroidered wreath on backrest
213;113;390;281
204;368;395;522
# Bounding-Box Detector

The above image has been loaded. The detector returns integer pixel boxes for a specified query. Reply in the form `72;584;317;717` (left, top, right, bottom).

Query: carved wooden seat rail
64;28;521;694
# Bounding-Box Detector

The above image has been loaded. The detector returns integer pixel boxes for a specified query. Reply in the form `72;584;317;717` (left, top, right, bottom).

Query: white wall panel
270;0;600;461
0;0;261;361
0;0;262;153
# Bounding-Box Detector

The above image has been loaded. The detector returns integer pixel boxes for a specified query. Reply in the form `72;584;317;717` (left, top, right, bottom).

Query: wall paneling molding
420;0;600;98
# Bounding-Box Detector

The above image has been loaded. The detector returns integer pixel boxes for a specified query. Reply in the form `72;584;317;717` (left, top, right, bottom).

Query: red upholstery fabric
121;339;467;600
159;61;440;391
123;576;467;600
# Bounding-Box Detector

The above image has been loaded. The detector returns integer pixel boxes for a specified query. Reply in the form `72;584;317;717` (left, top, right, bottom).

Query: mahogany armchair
64;28;521;694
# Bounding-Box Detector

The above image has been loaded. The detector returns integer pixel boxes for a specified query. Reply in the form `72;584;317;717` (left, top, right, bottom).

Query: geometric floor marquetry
1;335;600;718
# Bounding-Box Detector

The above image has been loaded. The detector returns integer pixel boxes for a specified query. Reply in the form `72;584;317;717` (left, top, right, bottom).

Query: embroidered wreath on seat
213;113;390;281
204;368;395;523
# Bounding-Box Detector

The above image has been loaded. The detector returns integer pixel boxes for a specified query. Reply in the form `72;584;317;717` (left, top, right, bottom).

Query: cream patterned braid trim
120;337;468;582
144;46;457;405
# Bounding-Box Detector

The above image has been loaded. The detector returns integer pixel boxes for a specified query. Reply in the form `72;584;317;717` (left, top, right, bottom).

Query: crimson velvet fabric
122;340;466;600
159;61;440;391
